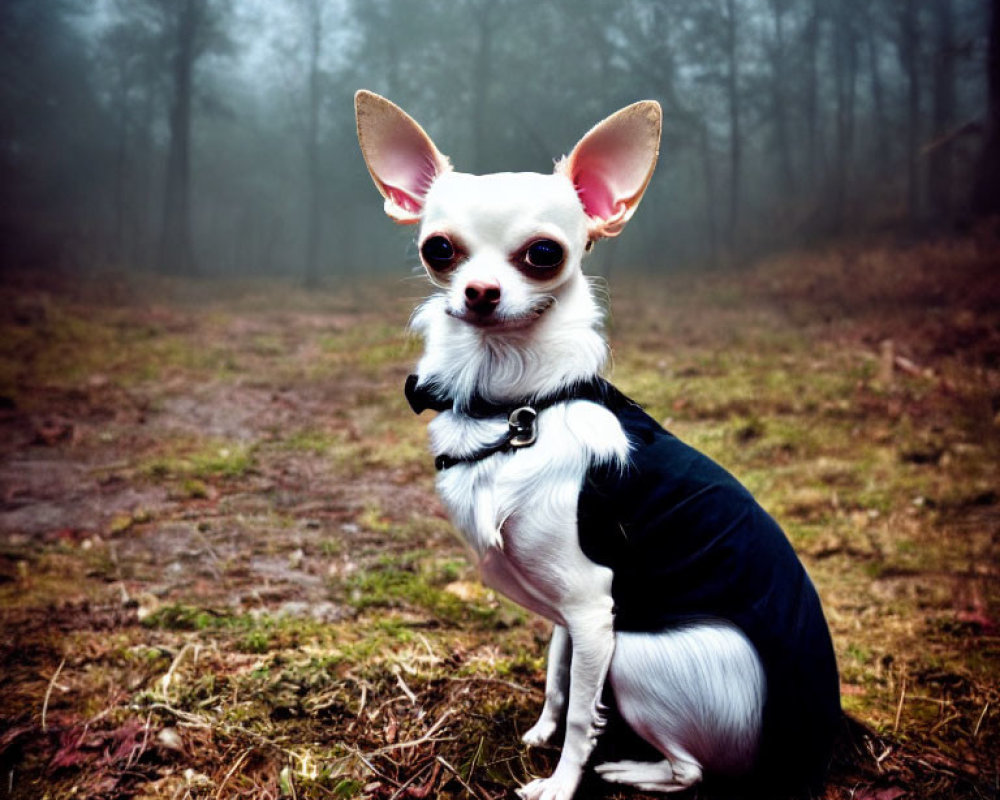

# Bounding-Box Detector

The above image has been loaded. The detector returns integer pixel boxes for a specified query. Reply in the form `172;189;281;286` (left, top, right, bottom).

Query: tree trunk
928;0;956;220
898;0;922;222
865;7;890;173
769;0;795;196
134;86;157;270
303;0;323;288
724;0;742;254
700;122;719;268
803;0;823;192
830;3;858;233
112;78;129;265
157;0;198;276
971;0;1000;216
470;0;496;173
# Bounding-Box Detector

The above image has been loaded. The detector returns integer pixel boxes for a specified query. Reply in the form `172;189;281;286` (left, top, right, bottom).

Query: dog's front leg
519;591;615;800
523;625;570;747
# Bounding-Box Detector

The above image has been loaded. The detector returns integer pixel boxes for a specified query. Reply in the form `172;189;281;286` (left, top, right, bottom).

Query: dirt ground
1;234;998;799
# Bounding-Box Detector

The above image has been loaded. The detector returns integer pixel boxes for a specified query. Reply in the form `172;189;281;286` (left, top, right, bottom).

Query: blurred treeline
1;0;997;282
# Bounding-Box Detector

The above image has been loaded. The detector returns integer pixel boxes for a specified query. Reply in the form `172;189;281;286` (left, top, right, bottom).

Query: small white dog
354;91;840;800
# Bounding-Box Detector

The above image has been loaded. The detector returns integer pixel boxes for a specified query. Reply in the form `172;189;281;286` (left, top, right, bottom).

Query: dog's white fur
355;91;765;800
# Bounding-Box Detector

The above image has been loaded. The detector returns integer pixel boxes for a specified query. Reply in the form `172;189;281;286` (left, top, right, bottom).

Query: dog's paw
595;758;702;792
516;776;578;800
522;718;558;747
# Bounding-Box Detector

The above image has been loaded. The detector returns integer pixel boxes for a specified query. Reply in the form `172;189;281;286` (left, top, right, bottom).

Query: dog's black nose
465;280;501;315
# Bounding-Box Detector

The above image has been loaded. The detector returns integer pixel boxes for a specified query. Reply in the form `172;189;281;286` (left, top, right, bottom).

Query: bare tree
896;0;923;221
928;0;957;219
301;0;326;288
724;0;743;252
158;0;199;275
767;0;796;195
468;0;499;172
801;0;821;192
972;0;1000;216
150;0;228;275
5;0;997;275
98;13;162;268
829;0;858;232
864;3;891;173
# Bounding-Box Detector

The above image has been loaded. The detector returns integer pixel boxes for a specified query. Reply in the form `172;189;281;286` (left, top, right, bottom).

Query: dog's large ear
558;101;662;239
355;90;452;224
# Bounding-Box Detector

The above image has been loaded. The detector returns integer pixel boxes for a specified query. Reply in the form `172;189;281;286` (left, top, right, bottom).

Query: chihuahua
354;90;841;800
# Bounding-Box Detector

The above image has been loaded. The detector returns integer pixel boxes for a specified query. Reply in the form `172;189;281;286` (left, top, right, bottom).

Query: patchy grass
142;439;256;480
342;550;524;629
1;236;998;799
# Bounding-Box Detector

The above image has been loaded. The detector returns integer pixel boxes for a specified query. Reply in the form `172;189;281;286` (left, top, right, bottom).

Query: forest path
1;239;998;798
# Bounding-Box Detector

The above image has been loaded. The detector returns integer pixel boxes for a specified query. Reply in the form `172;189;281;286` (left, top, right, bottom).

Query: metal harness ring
508;406;538;448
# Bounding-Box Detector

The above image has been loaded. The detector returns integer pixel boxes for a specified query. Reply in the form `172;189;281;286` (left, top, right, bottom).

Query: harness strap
404;374;634;471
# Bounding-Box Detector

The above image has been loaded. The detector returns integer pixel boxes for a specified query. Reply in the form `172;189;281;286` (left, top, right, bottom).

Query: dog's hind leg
595;754;701;793
599;623;765;789
523;625;570;746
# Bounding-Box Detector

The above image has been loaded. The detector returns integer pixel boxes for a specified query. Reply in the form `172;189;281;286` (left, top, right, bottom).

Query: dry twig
436;755;488;800
214;747;253;798
893;673;907;734
41;657;67;733
159;643;197;701
973;701;989;738
367;709;455;757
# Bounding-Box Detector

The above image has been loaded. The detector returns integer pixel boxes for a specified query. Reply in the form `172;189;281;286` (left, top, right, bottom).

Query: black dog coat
406;375;841;789
578;384;841;789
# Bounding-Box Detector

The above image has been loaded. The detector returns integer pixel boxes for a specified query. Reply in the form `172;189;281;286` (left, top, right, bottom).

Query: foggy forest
1;2;999;800
2;0;998;280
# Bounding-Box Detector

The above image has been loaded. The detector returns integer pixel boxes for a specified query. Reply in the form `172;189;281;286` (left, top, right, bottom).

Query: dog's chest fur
428;400;628;621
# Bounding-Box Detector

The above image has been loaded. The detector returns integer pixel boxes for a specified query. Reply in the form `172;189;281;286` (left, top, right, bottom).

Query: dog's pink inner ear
564;102;661;237
377;146;439;214
570;121;655;220
356;91;451;222
572;158;619;221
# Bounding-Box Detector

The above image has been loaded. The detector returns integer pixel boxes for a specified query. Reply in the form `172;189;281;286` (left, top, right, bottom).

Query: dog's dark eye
420;235;458;272
524;239;564;269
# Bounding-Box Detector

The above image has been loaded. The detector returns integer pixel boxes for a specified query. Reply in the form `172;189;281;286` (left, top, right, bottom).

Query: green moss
845;643;873;663
343;552;504;628
142;440;255;481
357;505;393;534
317;323;415;368
332;778;366;798
187;443;254;477
182;478;210;498
0;301;242;410
240;629;272;654
142;604;224;631
284;428;343;455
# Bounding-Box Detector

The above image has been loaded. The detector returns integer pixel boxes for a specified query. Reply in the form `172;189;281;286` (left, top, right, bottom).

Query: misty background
1;0;997;285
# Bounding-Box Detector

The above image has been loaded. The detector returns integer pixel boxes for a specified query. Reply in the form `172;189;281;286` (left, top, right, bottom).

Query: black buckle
508;406;537;448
